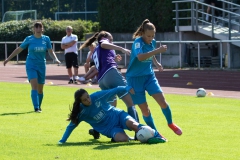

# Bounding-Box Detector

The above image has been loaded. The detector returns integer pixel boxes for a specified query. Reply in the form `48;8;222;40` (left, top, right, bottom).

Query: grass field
0;82;239;160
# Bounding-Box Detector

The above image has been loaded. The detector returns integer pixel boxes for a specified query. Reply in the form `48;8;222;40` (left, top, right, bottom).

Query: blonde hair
132;19;156;39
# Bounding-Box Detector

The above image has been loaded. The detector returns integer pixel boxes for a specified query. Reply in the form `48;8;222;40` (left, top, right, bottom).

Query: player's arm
48;49;61;64
58;121;79;144
94;86;134;103
101;41;131;55
137;45;167;61
86;52;93;63
3;47;23;66
152;56;163;72
61;40;77;49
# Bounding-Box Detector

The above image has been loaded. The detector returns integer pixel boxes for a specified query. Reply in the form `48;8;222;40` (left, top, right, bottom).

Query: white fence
1;40;240;69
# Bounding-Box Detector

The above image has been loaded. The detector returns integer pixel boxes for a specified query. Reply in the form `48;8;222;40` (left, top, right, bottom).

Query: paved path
0;62;239;99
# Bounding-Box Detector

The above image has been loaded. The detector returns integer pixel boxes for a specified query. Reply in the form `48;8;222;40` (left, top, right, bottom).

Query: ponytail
79;32;99;50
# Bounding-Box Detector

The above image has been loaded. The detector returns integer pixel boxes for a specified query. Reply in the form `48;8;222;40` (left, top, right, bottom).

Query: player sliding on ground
58;86;167;144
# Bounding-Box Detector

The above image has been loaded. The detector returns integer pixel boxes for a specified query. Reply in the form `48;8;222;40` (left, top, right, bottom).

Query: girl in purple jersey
79;31;140;139
126;19;182;136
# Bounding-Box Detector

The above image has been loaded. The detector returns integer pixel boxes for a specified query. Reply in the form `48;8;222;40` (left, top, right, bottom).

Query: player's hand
158;45;167;53
121;48;131;56
115;54;122;62
3;59;9;66
156;63;164;72
54;59;61;64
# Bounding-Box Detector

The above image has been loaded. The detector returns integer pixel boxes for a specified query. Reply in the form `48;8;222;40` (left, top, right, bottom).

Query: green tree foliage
98;0;175;32
0;19;99;60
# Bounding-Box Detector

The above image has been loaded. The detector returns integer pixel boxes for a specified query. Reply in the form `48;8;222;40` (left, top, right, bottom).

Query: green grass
0;82;239;160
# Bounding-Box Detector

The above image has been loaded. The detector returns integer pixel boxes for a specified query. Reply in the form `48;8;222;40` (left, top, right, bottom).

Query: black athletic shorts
65;52;79;68
90;61;95;67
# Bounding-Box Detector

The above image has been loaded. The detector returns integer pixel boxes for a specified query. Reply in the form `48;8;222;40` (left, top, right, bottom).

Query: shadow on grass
45;139;146;150
0;111;34;116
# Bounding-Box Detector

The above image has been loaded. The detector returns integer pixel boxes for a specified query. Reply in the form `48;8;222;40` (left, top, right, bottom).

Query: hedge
0;19;99;60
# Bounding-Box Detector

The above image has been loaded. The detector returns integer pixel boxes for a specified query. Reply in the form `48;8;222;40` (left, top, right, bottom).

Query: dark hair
34;22;43;28
79;31;110;50
67;89;87;125
132;19;156;39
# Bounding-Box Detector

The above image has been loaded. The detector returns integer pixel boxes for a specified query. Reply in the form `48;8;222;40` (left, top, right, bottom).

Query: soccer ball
196;88;206;97
136;126;155;143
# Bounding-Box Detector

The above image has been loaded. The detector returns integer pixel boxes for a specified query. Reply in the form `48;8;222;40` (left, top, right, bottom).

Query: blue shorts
109;111;133;139
126;74;163;105
99;68;127;102
26;63;46;84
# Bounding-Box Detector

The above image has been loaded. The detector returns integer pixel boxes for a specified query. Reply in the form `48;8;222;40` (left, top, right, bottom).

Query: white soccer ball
196;88;206;97
136;126;155;143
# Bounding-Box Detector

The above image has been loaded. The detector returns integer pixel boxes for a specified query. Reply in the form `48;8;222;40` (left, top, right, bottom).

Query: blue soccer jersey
20;35;52;66
59;86;132;143
92;39;117;81
126;37;156;77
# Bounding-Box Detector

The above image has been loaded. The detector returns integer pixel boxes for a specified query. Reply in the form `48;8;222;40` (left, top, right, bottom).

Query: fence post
198;42;200;69
5;43;7;60
16;43;18;63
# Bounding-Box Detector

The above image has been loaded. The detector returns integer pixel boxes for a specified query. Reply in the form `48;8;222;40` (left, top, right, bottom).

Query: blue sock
38;93;43;108
128;106;139;122
31;90;39;110
161;105;173;124
143;113;157;130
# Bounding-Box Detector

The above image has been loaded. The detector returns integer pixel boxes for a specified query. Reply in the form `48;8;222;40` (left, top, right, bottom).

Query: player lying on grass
58;86;167;144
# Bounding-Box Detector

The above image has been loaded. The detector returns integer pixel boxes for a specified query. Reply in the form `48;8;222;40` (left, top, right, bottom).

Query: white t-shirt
61;34;78;54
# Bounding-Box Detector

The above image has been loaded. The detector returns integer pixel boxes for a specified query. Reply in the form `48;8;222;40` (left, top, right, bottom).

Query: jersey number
92;51;99;69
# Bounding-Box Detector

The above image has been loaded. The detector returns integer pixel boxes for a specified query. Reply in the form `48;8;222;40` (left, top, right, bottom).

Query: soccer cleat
154;131;168;142
147;137;166;144
68;79;73;84
34;108;42;113
74;79;78;84
168;123;182;135
89;129;100;139
78;77;86;82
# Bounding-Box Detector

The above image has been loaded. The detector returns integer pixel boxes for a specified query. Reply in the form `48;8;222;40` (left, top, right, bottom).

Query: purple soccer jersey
92;39;117;81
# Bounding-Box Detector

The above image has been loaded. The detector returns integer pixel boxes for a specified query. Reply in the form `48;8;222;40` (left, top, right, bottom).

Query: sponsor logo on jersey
135;42;140;49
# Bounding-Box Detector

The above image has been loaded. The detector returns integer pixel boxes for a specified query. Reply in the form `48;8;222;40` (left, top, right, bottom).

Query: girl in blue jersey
126;19;182;136
79;31;140;139
3;22;61;113
58;86;166;144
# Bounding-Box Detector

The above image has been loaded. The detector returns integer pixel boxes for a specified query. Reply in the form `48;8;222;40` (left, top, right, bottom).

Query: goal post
2;10;37;22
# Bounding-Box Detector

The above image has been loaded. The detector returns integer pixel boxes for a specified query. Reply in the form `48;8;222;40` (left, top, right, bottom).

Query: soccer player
125;19;182;136
58;86;167;144
61;26;79;84
78;31;140;139
3;22;61;113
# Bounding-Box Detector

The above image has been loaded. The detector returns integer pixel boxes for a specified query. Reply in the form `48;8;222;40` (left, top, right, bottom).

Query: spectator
61;26;79;84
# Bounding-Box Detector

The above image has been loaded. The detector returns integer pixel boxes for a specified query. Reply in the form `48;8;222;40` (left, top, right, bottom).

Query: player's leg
138;102;157;131
37;65;46;111
72;53;79;83
146;74;182;135
65;53;74;84
29;78;41;112
152;93;182;135
99;68;140;122
37;84;44;111
84;63;89;73
26;65;41;112
122;114;167;143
